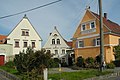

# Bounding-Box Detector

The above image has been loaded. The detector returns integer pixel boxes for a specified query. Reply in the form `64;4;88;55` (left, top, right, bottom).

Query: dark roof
91;11;120;34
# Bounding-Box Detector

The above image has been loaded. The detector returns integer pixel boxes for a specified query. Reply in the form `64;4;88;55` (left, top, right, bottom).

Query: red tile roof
66;41;73;47
91;11;120;34
0;34;7;44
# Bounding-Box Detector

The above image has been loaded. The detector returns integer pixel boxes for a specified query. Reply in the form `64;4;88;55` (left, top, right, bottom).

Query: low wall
0;69;20;80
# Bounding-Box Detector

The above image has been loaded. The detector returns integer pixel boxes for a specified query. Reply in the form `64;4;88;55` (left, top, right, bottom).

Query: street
0;73;10;80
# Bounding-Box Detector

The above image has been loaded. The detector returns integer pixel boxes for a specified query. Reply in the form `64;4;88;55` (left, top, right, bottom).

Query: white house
43;27;73;65
7;15;42;55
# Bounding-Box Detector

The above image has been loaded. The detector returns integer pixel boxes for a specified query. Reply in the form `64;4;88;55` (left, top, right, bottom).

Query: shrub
61;62;68;67
106;63;115;69
5;61;15;69
76;56;85;67
85;57;95;68
113;60;120;67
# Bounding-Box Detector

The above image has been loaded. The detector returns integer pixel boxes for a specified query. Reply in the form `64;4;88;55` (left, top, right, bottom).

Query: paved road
0;73;10;80
106;76;120;80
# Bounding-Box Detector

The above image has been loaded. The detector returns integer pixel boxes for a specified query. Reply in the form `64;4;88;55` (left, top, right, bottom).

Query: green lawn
0;66;113;80
48;69;113;80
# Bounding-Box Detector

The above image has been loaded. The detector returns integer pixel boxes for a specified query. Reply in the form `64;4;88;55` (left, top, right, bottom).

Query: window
62;58;65;63
96;38;100;46
90;22;95;29
32;42;35;48
55;50;58;54
57;39;60;44
24;42;27;47
47;50;51;53
15;41;19;47
78;40;84;48
62;49;65;54
52;39;55;44
118;39;120;45
0;40;2;42
26;31;29;36
81;24;86;31
22;31;25;36
22;30;29;36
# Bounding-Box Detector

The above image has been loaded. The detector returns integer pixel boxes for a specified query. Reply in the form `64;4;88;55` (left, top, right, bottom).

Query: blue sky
0;0;120;46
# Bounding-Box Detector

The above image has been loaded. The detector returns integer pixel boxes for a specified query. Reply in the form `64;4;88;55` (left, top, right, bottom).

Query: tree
14;47;53;79
113;45;120;60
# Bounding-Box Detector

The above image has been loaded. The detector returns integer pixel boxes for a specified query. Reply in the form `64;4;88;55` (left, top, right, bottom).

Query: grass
0;66;113;80
48;69;113;80
0;66;18;74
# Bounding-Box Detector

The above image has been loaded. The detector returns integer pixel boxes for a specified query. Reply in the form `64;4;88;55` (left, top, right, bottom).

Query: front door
0;55;5;66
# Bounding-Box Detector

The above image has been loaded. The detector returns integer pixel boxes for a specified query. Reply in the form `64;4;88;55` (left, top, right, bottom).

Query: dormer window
90;21;96;29
81;24;86;31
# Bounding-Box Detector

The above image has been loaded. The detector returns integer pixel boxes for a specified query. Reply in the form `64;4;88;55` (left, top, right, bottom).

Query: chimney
104;13;107;19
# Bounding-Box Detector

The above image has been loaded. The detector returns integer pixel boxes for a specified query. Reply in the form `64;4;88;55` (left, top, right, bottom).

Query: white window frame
78;40;84;48
90;21;96;29
96;38;100;46
81;24;86;31
52;39;55;44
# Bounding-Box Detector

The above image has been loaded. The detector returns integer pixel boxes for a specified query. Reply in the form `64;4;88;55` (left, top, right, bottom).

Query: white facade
7;15;42;55
43;27;72;64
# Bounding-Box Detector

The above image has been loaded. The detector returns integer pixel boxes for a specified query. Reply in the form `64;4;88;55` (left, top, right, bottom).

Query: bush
61;62;68;67
85;57;95;68
5;61;15;69
106;63;115;69
76;56;85;67
113;60;120;67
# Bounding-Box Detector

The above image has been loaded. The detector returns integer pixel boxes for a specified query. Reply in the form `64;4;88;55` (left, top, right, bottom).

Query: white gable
7;15;42;55
44;27;69;49
43;27;71;63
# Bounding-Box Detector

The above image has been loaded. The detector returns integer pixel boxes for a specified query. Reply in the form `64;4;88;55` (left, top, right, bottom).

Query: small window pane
62;50;65;54
26;31;29;36
57;39;60;44
81;24;86;31
15;41;19;47
52;39;55;44
55;50;58;54
91;22;95;29
32;42;35;48
78;40;84;47
24;42;27;47
22;31;25;36
96;38;100;46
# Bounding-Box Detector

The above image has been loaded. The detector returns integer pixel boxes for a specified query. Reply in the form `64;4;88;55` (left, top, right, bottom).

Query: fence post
44;68;48;80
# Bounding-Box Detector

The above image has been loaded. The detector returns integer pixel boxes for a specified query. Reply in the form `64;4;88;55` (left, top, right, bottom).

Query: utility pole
98;0;104;72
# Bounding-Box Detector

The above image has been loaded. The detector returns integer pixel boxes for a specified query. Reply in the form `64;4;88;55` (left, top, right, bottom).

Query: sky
0;0;120;46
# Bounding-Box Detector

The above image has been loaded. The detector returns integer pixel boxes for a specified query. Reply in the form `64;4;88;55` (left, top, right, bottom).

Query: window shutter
93;39;96;46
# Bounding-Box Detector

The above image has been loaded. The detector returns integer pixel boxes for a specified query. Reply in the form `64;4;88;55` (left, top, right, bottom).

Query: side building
43;27;74;65
72;9;120;63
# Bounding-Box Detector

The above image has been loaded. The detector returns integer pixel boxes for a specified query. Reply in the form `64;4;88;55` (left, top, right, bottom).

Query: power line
0;0;62;19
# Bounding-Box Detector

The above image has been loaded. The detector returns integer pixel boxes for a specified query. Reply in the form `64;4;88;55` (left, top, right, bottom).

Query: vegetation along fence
0;69;20;80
